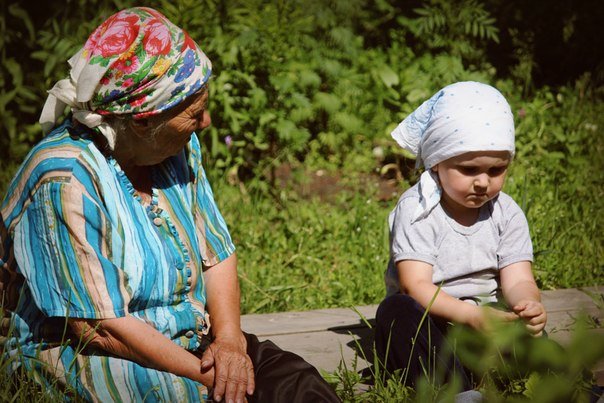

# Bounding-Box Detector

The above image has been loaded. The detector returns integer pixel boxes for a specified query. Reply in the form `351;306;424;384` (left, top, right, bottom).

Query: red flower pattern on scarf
181;30;197;51
112;55;140;74
87;14;140;58
143;19;172;55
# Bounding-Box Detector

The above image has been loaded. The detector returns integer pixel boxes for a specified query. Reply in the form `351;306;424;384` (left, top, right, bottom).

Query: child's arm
500;261;547;336
397;260;518;330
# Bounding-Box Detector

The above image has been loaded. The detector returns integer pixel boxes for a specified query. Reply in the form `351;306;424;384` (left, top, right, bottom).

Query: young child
376;81;547;389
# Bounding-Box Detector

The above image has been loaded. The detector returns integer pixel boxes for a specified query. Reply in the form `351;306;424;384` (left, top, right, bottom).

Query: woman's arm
397;260;517;330
500;261;546;335
69;315;214;385
202;253;255;403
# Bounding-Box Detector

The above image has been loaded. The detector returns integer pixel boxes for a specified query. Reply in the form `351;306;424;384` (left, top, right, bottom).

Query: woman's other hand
200;332;254;403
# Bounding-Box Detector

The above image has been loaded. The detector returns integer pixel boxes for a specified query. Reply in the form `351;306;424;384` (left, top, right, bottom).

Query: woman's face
132;90;211;166
432;150;511;215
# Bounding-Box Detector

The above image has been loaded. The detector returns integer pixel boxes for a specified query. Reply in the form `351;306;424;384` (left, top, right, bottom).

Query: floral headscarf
39;7;212;148
391;81;515;222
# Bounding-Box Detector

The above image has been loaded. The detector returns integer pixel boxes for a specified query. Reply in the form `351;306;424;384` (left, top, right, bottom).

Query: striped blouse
0;119;235;401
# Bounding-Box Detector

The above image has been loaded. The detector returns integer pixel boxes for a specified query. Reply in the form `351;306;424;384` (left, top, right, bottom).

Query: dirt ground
270;163;407;203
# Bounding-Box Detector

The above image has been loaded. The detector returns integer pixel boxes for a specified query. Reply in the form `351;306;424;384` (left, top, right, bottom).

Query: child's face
432;150;511;212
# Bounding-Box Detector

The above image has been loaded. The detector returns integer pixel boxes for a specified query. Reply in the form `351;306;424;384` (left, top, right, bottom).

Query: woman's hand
513;299;547;336
200;332;254;403
203;253;256;402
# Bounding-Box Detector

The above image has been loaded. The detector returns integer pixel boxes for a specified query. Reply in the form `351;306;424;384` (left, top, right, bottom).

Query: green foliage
0;368;63;402
328;315;603;402
397;0;499;66
164;0;404;180
0;0;503;182
483;0;604;90
452;318;603;402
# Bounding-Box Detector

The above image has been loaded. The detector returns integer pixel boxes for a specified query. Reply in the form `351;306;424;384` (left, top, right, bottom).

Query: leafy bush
452;319;603;402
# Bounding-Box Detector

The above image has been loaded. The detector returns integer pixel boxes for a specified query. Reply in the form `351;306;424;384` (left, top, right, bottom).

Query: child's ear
431;165;439;172
129;118;152;138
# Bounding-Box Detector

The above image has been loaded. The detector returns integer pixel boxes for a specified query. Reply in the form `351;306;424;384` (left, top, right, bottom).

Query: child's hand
513;299;547;336
471;306;518;332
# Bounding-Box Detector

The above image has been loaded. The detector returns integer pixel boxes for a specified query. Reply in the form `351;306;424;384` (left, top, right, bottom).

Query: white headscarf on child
391;81;515;222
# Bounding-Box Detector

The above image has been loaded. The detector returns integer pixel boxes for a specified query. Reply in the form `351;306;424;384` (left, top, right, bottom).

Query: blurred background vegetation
1;0;603;313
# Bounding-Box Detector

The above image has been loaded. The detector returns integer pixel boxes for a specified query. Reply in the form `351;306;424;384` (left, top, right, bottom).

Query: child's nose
474;174;489;188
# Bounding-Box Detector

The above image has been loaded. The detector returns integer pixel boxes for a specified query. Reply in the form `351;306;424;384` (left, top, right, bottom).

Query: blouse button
152;217;163;226
185;330;195;338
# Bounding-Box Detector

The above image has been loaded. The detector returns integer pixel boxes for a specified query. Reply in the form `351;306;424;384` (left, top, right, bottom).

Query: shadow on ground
328;319;376;368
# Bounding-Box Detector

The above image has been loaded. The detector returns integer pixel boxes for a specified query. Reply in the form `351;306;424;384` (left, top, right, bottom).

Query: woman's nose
198;111;211;130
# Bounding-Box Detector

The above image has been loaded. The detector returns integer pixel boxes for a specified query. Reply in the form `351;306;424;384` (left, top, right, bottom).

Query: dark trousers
374;294;472;391
243;332;341;402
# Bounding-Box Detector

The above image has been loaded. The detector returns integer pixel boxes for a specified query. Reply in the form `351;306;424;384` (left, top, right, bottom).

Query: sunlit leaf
376;64;399;88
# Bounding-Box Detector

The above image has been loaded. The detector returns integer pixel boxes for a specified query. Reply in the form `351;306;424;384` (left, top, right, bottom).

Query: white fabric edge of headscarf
391;122;443;223
413;170;441;223
39;76;117;149
390;120;419;156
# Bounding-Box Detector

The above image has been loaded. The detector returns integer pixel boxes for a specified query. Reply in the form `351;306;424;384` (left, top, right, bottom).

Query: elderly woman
0;7;339;403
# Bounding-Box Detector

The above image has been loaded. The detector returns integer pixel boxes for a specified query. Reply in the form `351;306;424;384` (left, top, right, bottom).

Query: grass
0;370;61;402
214;173;395;314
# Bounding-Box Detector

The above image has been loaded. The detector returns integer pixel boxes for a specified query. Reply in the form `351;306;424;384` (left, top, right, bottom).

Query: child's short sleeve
390;195;438;266
496;198;533;268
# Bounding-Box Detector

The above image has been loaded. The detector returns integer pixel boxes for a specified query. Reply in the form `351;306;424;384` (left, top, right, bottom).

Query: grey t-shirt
384;184;533;304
